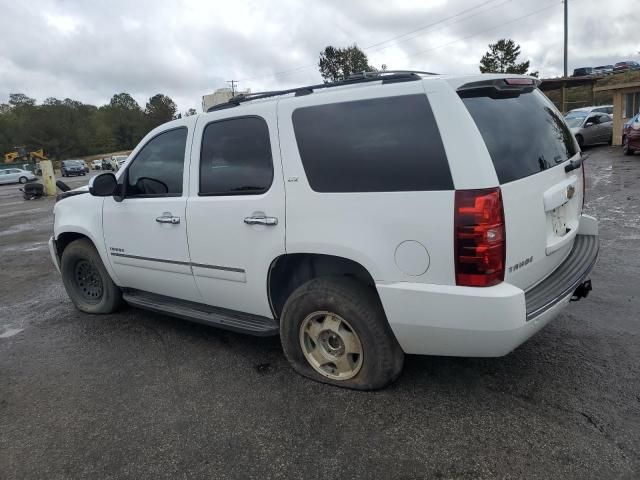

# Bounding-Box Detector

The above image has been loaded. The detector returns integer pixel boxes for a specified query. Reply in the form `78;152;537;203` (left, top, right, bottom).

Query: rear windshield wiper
565;153;588;173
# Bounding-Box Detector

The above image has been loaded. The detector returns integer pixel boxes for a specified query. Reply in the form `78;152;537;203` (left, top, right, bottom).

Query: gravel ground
0;148;639;479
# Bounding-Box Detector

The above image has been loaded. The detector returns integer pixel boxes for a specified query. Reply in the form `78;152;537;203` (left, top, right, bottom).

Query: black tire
576;134;584;149
623;136;635;155
280;276;404;390
18;176;27;184
60;238;123;314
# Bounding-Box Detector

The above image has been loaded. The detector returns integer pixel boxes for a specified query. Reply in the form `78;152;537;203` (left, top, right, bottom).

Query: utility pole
563;0;568;78
227;80;238;96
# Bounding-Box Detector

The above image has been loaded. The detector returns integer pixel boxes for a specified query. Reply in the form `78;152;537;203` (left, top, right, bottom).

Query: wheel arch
267;253;379;320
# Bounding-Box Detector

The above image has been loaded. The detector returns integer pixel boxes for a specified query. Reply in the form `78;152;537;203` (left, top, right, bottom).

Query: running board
122;290;278;336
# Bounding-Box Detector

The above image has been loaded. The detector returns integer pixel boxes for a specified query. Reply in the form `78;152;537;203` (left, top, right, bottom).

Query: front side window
127;128;187;197
199;117;273;196
292;95;453;192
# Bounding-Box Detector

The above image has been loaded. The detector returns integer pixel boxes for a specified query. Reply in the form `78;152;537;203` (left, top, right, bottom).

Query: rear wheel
280;277;404;390
623;136;635;155
18;176;27;184
60;238;122;314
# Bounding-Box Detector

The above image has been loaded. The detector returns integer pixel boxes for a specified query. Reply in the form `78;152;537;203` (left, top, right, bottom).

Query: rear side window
461;89;577;184
199;117;273;196
292;94;453;192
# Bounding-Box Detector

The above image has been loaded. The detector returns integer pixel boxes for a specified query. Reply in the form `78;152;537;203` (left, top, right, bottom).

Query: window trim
197;115;274;197
121;126;189;199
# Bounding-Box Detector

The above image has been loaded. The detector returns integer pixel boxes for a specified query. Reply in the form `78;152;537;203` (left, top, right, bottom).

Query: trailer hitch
571;279;592;302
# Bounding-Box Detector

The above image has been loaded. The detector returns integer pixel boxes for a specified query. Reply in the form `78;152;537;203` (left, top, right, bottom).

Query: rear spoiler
457;78;541;99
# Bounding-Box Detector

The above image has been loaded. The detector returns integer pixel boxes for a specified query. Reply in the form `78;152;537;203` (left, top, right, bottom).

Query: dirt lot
1;148;639;479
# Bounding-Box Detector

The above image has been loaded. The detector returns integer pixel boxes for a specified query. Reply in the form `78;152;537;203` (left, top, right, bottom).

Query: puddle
0;327;24;339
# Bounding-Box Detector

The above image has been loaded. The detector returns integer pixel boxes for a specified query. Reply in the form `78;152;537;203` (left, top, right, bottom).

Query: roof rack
206;70;439;112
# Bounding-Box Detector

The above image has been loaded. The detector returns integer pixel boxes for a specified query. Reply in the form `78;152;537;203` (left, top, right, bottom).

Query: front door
185;106;285;317
103;122;201;302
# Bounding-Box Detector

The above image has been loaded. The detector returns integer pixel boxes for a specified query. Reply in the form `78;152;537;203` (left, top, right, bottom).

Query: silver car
0;168;36;185
565;110;613;148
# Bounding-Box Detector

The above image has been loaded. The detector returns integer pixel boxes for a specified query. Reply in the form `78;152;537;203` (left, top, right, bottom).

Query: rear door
185;105;286;317
460;86;584;290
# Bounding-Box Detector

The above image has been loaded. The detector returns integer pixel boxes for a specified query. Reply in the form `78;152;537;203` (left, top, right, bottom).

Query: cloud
0;0;637;112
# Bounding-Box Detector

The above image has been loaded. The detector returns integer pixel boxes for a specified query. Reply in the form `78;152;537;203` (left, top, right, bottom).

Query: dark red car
623;113;640;155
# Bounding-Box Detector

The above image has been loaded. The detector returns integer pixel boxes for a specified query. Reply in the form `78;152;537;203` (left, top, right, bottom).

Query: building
202;88;251;112
594;79;640;145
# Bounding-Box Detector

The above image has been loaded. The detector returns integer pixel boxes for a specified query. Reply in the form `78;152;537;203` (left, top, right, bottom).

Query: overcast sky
0;0;637;112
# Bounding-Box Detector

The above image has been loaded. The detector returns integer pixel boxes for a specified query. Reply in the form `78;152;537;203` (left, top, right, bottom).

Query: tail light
454;188;505;287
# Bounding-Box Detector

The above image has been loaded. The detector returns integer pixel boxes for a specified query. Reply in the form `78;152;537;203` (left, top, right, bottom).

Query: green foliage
318;45;375;83
479;39;533;75
0;92;179;160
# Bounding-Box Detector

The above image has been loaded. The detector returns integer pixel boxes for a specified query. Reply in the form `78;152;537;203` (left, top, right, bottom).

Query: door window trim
121;126;189;199
197;115;274;197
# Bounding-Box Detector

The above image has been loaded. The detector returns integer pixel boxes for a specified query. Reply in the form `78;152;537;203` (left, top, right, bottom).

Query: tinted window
461;89;577;184
292;95;452;192
199;117;273;195
127;128;187;196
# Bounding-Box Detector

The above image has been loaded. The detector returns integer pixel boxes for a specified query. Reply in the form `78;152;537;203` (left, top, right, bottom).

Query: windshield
564;113;586;128
65;160;82;165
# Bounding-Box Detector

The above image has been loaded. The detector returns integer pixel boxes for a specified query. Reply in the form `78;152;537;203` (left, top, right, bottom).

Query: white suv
49;72;599;390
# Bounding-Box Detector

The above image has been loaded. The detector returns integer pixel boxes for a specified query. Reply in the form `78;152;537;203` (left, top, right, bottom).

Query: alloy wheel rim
299;311;363;380
73;260;103;302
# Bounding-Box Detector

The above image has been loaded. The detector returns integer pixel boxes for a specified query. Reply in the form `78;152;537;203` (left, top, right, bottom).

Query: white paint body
51;74;598;357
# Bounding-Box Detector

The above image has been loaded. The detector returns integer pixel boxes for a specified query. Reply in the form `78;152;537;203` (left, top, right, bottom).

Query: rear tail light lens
454;188;506;287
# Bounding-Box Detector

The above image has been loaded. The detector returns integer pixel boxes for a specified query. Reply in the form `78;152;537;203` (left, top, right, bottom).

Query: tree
109;92;141;111
184;108;197;117
479;39;533;75
9;93;36;107
318;45;375;83
145;94;178;129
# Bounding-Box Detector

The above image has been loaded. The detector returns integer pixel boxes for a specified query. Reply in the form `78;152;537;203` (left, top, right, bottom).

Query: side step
122;290;279;336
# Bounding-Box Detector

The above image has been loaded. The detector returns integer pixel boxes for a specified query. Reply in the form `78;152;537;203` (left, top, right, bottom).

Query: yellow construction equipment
3;147;49;163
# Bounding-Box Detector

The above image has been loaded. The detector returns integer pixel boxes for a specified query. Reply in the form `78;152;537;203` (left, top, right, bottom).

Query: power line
227;79;238;95
237;0;512;82
403;1;562;60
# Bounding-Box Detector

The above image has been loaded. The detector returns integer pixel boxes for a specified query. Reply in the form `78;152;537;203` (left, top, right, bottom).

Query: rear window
461;89;577;184
292;94;453;192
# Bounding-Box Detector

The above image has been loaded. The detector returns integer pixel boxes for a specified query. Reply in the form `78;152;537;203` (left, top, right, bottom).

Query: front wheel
18;176;27;184
280;277;404;390
576;134;584;149
60;238;123;314
623;136;635;155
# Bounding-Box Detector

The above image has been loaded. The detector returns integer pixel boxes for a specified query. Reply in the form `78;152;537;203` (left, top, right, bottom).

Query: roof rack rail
206;70;439;112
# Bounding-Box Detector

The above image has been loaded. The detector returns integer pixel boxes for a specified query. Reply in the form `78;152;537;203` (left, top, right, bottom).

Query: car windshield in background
65;160;83;165
564;114;587;128
461;89;577;184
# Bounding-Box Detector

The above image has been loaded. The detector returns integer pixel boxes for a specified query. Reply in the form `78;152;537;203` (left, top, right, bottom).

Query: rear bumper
377;230;599;357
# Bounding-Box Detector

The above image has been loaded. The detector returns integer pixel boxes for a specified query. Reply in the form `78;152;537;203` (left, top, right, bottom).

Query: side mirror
584;122;594;128
89;173;117;196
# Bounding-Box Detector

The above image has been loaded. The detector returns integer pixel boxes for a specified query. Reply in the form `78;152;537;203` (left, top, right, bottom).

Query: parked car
593;65;614;75
622;112;640;155
79;160;89;173
101;159;113;171
568;105;613;115
49;72;598;390
565;109;613;147
572;67;594;77
0;168;36;185
92;159;103;170
111;155;128;171
613;61;640;73
61;160;87;177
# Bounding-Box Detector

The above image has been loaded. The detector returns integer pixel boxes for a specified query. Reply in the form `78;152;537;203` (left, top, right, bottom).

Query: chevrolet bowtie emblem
567;185;576;199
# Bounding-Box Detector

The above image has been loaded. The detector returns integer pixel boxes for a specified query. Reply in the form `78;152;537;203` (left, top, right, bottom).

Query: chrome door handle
244;216;278;226
156;212;180;224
